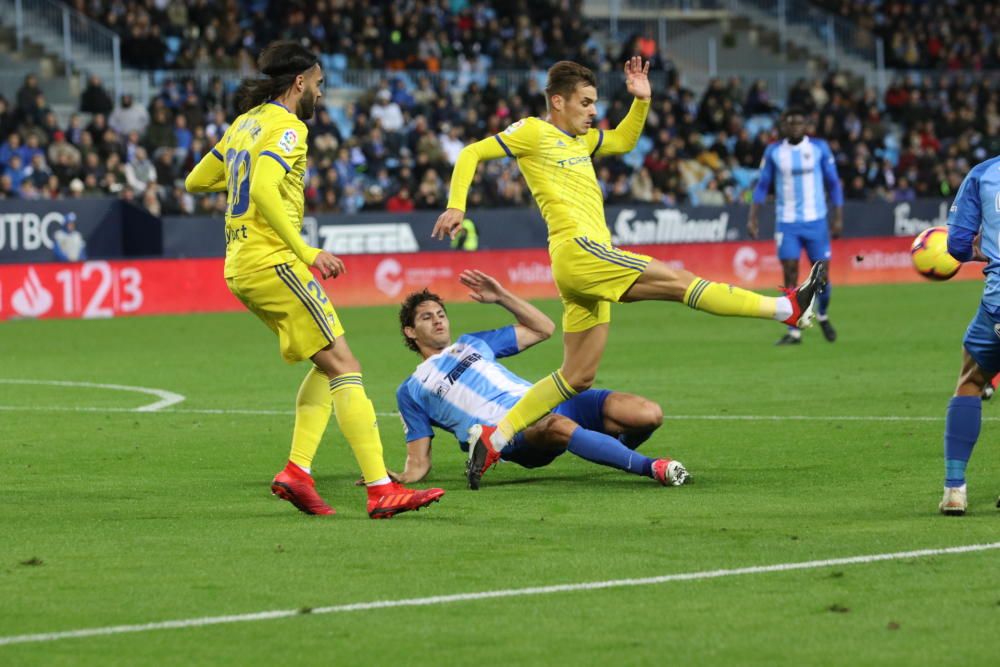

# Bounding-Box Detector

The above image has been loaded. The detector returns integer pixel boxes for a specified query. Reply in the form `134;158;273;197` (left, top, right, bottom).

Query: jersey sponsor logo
504;119;525;135
445;352;483;385
278;129;298;154
224;224;249;246
555;155;591;168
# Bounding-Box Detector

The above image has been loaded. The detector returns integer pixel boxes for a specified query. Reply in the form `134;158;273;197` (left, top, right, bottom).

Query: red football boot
366;482;445;519
782;261;827;328
466;424;502;490
271;462;335;516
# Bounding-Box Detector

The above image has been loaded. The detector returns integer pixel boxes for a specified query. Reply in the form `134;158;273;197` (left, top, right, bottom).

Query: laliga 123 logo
11;267;53;317
375;258;403;297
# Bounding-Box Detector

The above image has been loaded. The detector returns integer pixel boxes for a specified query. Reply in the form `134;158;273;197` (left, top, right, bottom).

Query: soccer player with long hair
185;41;444;518
434;58;826;488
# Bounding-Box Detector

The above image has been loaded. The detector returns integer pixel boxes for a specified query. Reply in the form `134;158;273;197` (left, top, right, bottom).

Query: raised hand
460;269;505;304
624;56;651;101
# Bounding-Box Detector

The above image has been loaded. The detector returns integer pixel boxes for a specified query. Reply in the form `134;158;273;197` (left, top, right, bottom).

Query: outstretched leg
620;257;824;330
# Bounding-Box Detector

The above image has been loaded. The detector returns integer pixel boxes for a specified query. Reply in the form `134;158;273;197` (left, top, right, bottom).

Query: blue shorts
500;389;612;469
776;219;831;262
963;304;1000;375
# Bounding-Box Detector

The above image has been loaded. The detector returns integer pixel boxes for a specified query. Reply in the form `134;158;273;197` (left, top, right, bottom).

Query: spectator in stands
0;97;13;140
125;147;157;194
80;75;113;115
371;90;404;133
109;95;150;138
15;74;42;124
25;153;51;190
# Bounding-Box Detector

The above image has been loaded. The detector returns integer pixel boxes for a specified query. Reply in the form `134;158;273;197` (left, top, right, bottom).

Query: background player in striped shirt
433;59;825;487
394;271;689;489
938;155;995;515
748;107;844;346
185;41;443;519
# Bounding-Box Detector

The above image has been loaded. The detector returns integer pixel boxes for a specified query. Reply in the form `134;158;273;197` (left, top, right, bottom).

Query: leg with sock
492;370;577;448
568;426;656;478
271;366;337;516
289;366;333;472
940;347;991;515
943;396;981;489
490;324;608;450
328;372;390;485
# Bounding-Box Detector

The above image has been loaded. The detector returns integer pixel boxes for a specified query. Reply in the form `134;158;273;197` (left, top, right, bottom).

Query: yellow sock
288;366;333;470
683;277;777;319
495;370;577;445
329;373;388;483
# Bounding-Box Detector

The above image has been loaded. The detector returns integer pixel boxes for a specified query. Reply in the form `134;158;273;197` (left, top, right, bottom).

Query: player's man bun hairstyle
545;61;597;109
399;289;447;352
234;40;319;114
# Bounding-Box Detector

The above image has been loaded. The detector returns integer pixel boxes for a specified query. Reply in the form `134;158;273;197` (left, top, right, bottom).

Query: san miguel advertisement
0;236;980;321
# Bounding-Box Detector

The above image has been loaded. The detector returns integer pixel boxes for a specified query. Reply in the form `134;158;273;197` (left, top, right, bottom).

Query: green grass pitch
1;281;999;665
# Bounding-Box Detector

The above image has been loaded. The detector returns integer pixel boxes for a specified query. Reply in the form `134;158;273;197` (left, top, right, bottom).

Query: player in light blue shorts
938;155;999;515
392;271;690;490
748;106;843;345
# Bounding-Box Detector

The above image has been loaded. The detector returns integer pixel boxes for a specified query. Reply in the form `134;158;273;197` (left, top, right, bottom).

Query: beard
296;94;317;121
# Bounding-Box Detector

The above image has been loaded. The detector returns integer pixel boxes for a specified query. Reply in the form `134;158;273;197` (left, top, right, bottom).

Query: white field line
0;404;995;422
0;380;185;412
1;541;998;648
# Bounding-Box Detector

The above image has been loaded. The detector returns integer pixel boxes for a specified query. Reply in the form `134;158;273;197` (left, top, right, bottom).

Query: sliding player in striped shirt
185;41;443;518
395;271;689;489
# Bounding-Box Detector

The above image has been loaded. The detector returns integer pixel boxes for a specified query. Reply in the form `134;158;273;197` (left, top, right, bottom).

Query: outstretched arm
592;57;652;156
184;148;227;193
432;137;509;240
460;270;555;351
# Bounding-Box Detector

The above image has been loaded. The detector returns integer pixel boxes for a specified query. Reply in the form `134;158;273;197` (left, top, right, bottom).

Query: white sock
774;296;793;322
366;477;392;487
488;429;510;450
787;328;802;339
293;463;311;475
817;313;829;322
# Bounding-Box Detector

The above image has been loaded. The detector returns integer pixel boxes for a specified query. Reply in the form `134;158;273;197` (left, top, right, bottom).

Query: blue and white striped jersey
947;155;1000;315
753;137;843;224
396;326;529;450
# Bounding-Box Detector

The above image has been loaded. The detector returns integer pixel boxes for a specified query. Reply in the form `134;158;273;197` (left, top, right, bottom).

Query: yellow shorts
226;261;345;363
550;237;652;333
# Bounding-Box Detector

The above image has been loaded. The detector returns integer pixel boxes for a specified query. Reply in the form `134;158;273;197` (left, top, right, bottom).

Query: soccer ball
910;226;960;281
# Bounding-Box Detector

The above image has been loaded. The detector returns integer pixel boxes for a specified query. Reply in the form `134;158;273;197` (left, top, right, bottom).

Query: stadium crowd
1;1;998;215
816;1;1000;71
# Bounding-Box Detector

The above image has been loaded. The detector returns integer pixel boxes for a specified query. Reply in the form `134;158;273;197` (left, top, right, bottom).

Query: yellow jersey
213;101;309;278
447;98;650;249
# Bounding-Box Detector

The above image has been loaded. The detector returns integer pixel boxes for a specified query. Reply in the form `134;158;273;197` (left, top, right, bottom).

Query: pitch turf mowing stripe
2;541;998;648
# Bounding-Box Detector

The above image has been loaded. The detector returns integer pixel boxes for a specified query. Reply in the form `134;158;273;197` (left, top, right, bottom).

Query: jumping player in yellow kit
185;41;444;518
434;58;827;488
